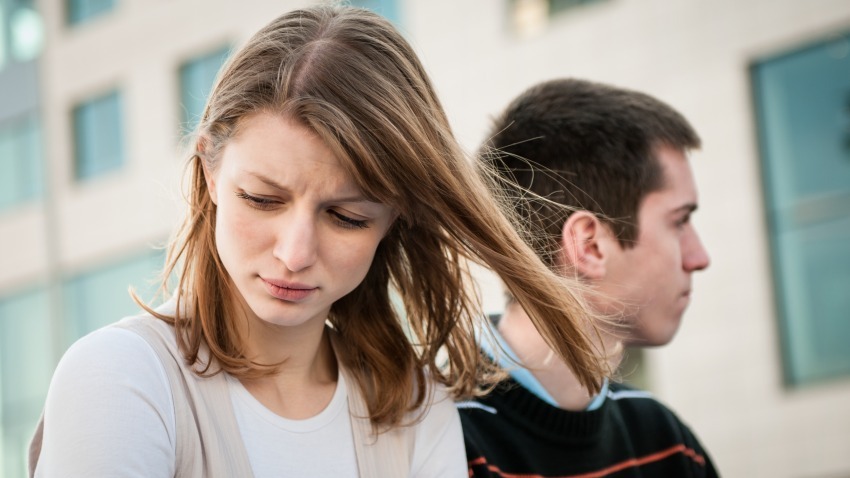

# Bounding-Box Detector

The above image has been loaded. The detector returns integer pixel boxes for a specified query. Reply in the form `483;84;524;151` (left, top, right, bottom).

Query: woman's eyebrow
243;170;374;204
244;170;288;192
330;196;372;203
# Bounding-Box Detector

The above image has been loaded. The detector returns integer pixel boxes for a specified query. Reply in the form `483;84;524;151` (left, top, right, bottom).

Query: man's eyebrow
673;203;698;214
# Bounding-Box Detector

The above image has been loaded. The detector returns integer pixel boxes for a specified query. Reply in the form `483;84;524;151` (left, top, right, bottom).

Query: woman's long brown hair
140;5;608;429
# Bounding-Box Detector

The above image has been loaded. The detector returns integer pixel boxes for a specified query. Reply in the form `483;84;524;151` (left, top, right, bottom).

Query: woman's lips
262;278;317;301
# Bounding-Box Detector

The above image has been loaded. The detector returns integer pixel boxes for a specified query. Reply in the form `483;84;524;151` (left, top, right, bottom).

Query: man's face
599;146;710;346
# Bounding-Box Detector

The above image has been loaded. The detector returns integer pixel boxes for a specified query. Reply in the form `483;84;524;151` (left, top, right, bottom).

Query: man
460;78;719;477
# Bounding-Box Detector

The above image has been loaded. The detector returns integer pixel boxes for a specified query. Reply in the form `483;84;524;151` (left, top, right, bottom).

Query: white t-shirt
36;326;466;477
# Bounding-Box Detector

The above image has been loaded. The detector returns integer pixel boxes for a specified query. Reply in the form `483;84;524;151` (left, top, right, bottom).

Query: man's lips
261;278;317;301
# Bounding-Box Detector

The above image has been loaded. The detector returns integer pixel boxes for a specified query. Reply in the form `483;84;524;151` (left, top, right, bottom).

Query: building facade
0;0;848;476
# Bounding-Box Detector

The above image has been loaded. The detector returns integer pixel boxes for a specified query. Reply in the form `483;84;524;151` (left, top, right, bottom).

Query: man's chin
627;324;681;347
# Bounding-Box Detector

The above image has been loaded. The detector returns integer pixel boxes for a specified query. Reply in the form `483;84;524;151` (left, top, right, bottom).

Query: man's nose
683;228;710;272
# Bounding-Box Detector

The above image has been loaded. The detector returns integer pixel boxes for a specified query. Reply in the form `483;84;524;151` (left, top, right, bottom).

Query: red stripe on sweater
468;444;707;478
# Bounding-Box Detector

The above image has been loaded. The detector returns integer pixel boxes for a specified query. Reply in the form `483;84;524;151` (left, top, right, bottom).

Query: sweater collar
482;377;609;443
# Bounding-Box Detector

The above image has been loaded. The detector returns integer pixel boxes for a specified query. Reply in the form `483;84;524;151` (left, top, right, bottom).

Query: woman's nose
273;212;319;272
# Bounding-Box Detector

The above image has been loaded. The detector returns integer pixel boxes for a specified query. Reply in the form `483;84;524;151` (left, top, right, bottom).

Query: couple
30;5;716;477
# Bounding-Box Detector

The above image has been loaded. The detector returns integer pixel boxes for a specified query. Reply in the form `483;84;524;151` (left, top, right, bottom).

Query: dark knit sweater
460;378;719;477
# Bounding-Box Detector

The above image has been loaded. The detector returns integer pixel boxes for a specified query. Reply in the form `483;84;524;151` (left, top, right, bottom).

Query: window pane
0;113;43;210
62;250;163;345
67;0;115;25
179;46;229;135
73;90;124;180
0;287;52;478
773;219;850;383
752;32;850;385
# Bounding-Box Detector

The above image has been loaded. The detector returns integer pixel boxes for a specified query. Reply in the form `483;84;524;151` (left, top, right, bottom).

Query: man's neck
498;302;621;411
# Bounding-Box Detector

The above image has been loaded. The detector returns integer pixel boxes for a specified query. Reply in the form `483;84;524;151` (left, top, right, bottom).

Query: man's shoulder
456;386;516;478
606;381;689;427
605;382;718;470
458;379;611;478
459;380;719;477
456;380;525;431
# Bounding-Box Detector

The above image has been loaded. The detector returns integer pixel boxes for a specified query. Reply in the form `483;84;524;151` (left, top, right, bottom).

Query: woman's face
203;112;395;331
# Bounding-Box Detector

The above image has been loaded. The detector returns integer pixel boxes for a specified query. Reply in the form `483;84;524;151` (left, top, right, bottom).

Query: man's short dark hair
483;78;700;267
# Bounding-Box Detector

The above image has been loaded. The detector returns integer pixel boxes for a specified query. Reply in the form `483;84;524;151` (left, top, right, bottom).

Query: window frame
177;44;231;137
750;30;850;387
72;89;125;181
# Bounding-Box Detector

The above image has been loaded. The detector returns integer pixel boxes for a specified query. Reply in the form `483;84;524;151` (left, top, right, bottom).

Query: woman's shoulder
65;299;179;358
50;301;186;409
410;379;458;431
54;318;172;392
407;378;466;477
37;315;178;476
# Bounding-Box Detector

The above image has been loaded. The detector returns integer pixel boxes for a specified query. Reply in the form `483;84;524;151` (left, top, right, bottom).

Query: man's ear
198;136;218;205
559;211;611;280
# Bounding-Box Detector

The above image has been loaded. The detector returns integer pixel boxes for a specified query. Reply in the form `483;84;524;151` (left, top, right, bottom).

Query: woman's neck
234;305;339;419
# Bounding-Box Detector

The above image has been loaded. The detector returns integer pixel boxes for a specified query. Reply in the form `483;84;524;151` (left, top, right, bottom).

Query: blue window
752;31;850;386
350;0;400;24
179;46;230;135
73;90;124;180
0;287;53;478
67;0;115;25
62;250;163;346
0;112;42;210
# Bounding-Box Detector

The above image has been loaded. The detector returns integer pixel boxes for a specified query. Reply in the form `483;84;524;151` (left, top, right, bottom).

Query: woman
31;5;607;477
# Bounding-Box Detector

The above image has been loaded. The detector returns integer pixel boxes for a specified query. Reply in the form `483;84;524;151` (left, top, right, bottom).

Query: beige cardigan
29;316;411;477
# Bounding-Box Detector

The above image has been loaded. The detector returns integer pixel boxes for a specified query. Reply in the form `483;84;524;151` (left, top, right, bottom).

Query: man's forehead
638;181;698;219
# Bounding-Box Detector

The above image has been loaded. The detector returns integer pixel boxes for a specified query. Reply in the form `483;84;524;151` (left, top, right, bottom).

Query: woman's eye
236;191;278;210
329;210;369;229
